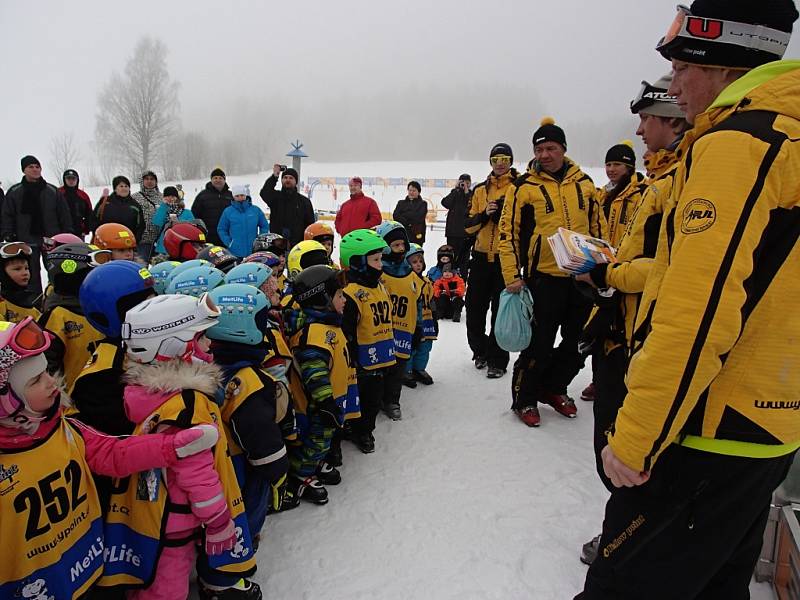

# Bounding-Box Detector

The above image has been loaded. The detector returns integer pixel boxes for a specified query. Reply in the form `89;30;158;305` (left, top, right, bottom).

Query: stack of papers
547;227;616;275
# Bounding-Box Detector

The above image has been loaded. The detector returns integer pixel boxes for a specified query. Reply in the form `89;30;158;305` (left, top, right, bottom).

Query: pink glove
173;424;219;458
205;509;236;556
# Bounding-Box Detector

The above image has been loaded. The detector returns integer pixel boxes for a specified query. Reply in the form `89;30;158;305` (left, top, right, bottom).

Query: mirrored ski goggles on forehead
659;4;791;57
630;80;677;113
0;242;32;259
490;155;512;166
46;248;112;267
0;317;51;356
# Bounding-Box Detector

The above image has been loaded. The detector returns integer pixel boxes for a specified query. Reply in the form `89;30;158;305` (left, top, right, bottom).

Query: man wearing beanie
2;155;73;295
259;162;314;246
498;118;605;428
441;173;473;276
579;1;800;597
464;142;518;379
192;167;233;245
57;169;93;238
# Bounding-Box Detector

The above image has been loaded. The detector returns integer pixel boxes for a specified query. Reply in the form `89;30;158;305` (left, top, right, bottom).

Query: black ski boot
383;403;402;421
474;355;487;370
353;432;375;454
287;475;329;505
316;461;342;485
413;369;433;385
198;579;262;599
402;371;417;388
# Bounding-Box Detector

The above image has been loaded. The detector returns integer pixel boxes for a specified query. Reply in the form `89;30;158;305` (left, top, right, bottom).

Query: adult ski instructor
578;0;800;598
260;163;315;246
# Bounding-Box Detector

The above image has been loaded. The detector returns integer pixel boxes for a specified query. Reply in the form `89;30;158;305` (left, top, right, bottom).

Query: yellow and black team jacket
609;61;800;472
39;306;104;391
342;281;396;370
288;320;360;431
0;419;104;599
464;169;519;261
595;149;681;353
596;171;648;249
498;159;606;284
100;390;256;587
0;298;41;324
418;274;437;341
381;270;421;360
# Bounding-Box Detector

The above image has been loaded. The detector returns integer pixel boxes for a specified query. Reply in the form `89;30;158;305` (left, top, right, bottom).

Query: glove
269;473;287;512
318;397;342;429
173;424;219;458
205;509;236;556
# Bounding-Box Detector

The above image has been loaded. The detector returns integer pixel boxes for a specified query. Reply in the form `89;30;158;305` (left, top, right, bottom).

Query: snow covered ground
244;224;776;600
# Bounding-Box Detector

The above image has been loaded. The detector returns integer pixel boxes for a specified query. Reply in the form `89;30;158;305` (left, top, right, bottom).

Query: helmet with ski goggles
206;284;271;346
163;259;212;290
243;251;282;270
287;240;329;280
93;222;137;250
80;261;156;338
339;229;388;270
0;317;53;424
224;263;272;289
122;293;220;363
0;241;33;259
656;4;794;68
304;222;335;243
165;266;225;298
46;243;111;293
149;260;181;295
252;233;288;255
293;265;346;310
42;233;83;254
375;220;409;255
195;245;238;273
163;222;208;261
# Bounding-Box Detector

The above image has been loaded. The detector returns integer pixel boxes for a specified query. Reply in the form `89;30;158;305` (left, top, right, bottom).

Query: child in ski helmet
149;260;181;295
163;221;208;261
166;265;226;298
93;222;137;261
427;244;456;282
304;221;335;258
0;316;218;599
0;241;41;324
117;293;259;598
402;243;438;388
197;244;239;274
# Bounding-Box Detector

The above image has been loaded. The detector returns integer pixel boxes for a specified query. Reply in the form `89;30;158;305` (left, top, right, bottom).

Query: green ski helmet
339;228;388;271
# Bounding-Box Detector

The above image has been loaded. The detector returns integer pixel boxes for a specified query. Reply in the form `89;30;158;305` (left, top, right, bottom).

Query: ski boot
486;366;506;379
402;371;417;388
316;461;342;485
473;355;487;370
383;403;402;421
287;475;329;505
580;534;601;565
514;406;541;427
413;369;434;385
580;382;597;402
353;432;375;454
541;392;577;418
198;579;262;600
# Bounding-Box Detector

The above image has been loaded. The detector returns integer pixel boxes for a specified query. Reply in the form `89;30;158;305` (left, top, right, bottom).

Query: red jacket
335;192;382;236
433;275;465;298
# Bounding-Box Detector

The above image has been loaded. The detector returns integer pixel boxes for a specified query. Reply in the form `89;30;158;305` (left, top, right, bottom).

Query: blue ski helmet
224;263;271;289
149;260;181;295
166;266;225;298
375;220;409;254
243;251;282;270
163;259;211;289
79;260;156;338
206;283;270;346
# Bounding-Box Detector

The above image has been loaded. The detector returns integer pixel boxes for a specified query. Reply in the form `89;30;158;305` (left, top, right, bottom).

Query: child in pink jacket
0;316;216;600
119;293;260;600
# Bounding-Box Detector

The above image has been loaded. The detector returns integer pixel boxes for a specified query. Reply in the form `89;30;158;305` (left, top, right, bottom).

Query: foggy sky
2;0;799;185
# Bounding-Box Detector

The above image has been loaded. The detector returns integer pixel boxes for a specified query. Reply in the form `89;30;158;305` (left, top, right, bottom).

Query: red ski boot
514;406;541;427
580;382;597;402
541;392;577;418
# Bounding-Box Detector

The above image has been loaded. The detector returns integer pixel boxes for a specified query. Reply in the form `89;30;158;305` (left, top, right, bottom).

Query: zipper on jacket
538;185;554;213
574;182;585;210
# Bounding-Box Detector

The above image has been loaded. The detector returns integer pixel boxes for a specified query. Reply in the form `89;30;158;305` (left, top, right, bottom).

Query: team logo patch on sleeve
681;198;716;234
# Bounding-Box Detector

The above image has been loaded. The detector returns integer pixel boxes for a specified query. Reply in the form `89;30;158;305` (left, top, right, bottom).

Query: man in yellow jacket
579;1;800;597
464;143;519;379
499;119;605;427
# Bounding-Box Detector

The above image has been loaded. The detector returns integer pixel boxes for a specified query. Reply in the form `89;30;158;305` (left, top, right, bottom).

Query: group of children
0;215;466;600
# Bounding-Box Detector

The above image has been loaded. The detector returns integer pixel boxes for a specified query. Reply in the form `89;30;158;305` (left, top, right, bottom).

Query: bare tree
49;132;81;178
178;131;210;180
95;37;180;175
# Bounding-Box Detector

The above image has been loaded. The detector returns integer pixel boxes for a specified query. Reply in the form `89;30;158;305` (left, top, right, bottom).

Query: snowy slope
248;225;775;600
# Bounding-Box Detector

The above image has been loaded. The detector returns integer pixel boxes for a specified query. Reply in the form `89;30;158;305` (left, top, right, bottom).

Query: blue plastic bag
495;287;534;352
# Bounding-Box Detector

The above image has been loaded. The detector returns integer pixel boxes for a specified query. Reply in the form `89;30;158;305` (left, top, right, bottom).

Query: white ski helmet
122;293;221;363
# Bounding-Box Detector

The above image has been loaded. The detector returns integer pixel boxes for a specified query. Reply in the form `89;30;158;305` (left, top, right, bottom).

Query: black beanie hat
210;167;226;179
532;117;567;149
112;175;131;189
489;143;513;161
605;141;636;168
21;155;40;171
407;180;421;193
283;167;299;183
163;186;180;199
657;0;798;68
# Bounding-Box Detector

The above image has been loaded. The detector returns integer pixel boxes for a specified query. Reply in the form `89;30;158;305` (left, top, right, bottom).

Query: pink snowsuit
123;360;230;600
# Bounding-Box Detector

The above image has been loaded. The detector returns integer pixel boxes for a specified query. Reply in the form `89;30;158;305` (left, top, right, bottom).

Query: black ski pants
577;445;794;600
593;346;628;492
382;358;407;410
511;273;591;409
447;235;472;277
435;294;464;320
350;368;385;437
465;253;508;370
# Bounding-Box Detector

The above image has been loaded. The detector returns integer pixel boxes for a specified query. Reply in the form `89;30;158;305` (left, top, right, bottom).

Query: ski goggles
630;80;678;114
46;248;112;267
0;317;51;360
0;242;32;259
657;5;790;58
490;155;512;166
